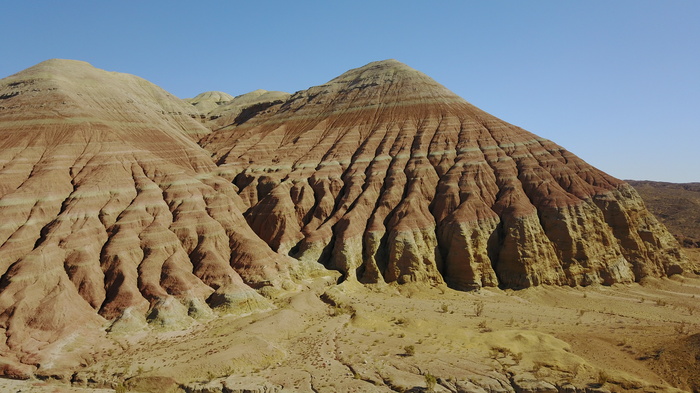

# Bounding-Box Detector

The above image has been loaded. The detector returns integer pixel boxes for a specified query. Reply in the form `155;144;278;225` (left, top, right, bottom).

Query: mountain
0;59;694;382
199;59;691;290
0;60;296;375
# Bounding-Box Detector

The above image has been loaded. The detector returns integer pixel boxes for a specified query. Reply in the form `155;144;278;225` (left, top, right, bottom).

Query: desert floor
3;250;699;393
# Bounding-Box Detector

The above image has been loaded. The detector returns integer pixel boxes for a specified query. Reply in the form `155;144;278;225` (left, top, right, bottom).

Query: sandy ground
0;378;113;392
3;269;700;393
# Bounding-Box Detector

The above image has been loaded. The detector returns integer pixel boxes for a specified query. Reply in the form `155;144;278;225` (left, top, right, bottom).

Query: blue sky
2;1;698;182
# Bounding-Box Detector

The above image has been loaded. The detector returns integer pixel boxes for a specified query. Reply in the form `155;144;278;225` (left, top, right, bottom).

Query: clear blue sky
2;1;698;182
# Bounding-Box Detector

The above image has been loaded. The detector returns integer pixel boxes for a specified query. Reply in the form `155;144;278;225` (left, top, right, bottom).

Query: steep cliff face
199;59;690;289
0;60;295;373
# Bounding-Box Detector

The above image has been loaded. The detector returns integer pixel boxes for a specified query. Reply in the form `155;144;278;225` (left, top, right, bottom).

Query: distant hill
627;180;700;247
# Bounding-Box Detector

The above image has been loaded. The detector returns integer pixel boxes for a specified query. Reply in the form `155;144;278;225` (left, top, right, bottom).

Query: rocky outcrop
199;59;689;289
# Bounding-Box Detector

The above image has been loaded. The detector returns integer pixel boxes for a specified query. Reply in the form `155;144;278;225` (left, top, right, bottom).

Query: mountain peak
326;59;449;92
36;58;94;68
187;91;235;103
12;58;97;79
338;58;413;77
249;59;464;121
0;58;211;140
185;91;236;112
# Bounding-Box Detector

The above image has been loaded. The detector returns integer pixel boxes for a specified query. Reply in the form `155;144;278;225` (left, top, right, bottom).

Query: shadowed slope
200;59;691;290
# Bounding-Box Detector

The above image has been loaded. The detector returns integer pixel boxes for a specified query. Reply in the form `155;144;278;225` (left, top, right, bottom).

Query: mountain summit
293;59;463;104
0;59;693;378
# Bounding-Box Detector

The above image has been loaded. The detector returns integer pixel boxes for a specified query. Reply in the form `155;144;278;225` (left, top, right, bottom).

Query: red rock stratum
0;59;692;376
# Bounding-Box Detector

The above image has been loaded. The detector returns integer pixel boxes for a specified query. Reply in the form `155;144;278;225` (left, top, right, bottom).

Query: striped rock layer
0;59;691;374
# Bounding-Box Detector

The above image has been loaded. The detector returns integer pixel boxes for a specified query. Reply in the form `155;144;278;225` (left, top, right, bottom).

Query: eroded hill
0;60;299;376
198;60;690;290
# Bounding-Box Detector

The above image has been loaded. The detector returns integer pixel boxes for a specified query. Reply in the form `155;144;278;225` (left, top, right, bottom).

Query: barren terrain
0;59;698;392
3;271;696;393
627;181;700;248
